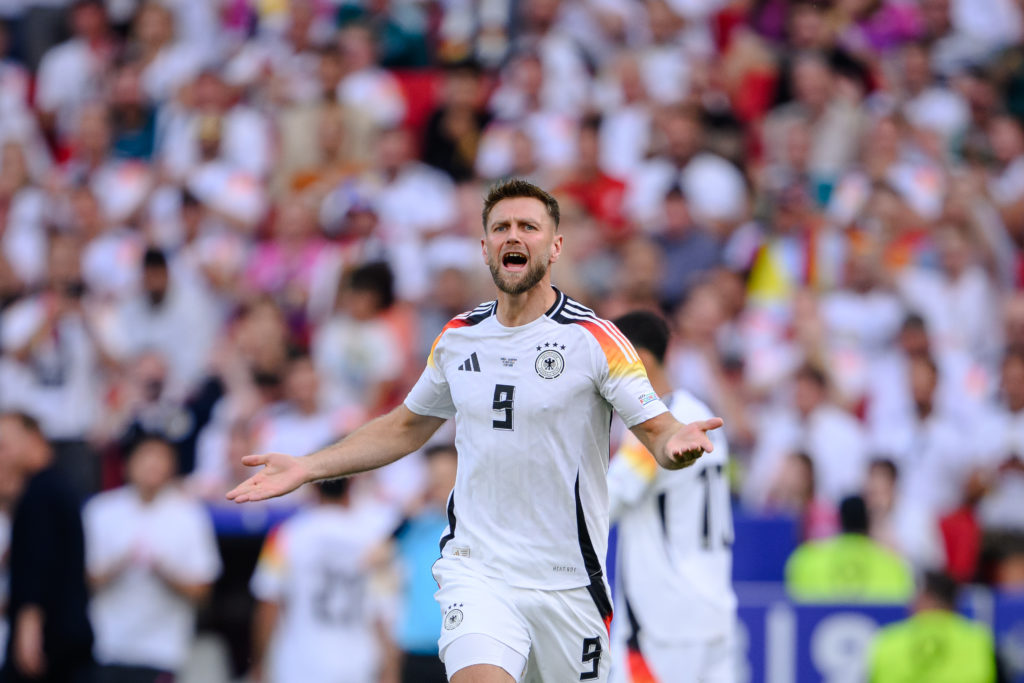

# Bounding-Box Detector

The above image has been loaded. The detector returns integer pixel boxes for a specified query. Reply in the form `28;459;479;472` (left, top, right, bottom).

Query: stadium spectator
0;233;105;496
0;411;94;683
785;495;914;603
745;363;869;508
976;349;1024;532
868;571;998;683
422;60;491;183
764;451;839;541
110;247;219;398
84;437;221;683
33;0;114;143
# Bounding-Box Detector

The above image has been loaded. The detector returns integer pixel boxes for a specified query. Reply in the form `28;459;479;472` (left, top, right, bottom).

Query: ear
481;237;489;265
549;234;563;265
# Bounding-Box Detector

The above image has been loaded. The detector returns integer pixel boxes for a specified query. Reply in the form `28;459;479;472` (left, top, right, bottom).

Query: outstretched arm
226;404;446;503
629;411;723;471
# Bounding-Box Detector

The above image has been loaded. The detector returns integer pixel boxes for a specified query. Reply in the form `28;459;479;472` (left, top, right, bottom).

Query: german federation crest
535;348;565;379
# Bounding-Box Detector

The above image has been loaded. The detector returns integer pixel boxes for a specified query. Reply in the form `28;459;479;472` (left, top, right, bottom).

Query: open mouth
502;251;528;271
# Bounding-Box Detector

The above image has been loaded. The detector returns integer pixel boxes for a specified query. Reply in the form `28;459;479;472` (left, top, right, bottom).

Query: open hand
663;417;723;470
226;453;311;503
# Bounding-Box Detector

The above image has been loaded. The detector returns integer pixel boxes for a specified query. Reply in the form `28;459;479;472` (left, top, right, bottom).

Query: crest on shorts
444;607;464;630
535;348;565;379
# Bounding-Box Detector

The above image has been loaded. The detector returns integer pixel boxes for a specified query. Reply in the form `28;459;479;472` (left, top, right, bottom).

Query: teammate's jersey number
312;566;365;625
698;464;734;550
492;384;515;430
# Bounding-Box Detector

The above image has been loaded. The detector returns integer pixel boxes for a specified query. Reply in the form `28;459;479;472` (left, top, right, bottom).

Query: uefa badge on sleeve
535;346;565;379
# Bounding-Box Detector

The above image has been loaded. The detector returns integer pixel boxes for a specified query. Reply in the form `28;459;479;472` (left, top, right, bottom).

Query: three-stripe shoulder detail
552;299;640;364
454;301;497;326
428;301;496;365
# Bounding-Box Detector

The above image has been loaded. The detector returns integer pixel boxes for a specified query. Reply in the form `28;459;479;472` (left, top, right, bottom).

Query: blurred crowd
0;0;1023;679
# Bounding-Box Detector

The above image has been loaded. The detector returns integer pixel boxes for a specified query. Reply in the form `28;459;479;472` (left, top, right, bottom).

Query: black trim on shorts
656;491;668;538
438;491;457;553
575;472;613;622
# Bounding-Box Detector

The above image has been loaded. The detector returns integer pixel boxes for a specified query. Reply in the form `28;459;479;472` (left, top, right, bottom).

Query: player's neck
495;281;557;327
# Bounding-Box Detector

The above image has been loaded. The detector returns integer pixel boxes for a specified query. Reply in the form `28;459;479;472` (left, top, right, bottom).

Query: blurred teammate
228;179;722;682
249;477;395;683
607;311;736;683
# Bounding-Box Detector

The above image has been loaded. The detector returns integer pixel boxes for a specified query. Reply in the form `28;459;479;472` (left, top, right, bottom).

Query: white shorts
433;557;612;682
609;623;735;683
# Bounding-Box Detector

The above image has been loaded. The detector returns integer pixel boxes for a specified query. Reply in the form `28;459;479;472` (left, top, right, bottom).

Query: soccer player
227;179;723;683
606;312;737;683
249;477;396;683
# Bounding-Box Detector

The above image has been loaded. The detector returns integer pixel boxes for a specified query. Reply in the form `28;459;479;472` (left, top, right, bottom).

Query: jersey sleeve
583;319;667;427
403;322;458;419
250;524;287;602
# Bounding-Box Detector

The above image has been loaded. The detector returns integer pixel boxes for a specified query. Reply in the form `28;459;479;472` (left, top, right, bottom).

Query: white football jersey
608;389;736;643
250;503;395;683
404;289;668;595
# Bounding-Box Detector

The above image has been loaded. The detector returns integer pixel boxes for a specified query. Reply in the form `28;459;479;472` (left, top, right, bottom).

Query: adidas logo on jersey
458;352;481;372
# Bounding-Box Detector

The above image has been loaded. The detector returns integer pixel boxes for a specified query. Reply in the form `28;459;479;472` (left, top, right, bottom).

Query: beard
488;256;548;295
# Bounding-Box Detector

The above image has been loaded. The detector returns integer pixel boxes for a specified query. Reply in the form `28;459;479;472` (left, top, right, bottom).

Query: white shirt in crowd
34;38;107;137
84;486;222;672
744;402;868;508
0;296;101;439
977;405;1024;531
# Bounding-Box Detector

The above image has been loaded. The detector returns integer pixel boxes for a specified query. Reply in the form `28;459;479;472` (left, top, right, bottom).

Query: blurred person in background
84;437;221;683
554;116;629;246
0;442;23;671
863;458;902;551
0;411;94;683
764;451;839;541
650;187;721;311
666;281;729;410
108;60;156;161
250;353;363;464
313;261;405;415
897;224;1002;366
244;198;331;335
0;232;105;497
871;353;977;570
598;237;664;319
976;349;1024;533
785;495;914;603
335;23;407;129
125;1;206;106
249;476;397;683
745;363;868;508
422;59;491;184
274;48;375;196
33;0;115;145
868;571;998;683
360;126;458;300
111;247;219;398
384;444;458;683
607;311;736;683
0;141;47;293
